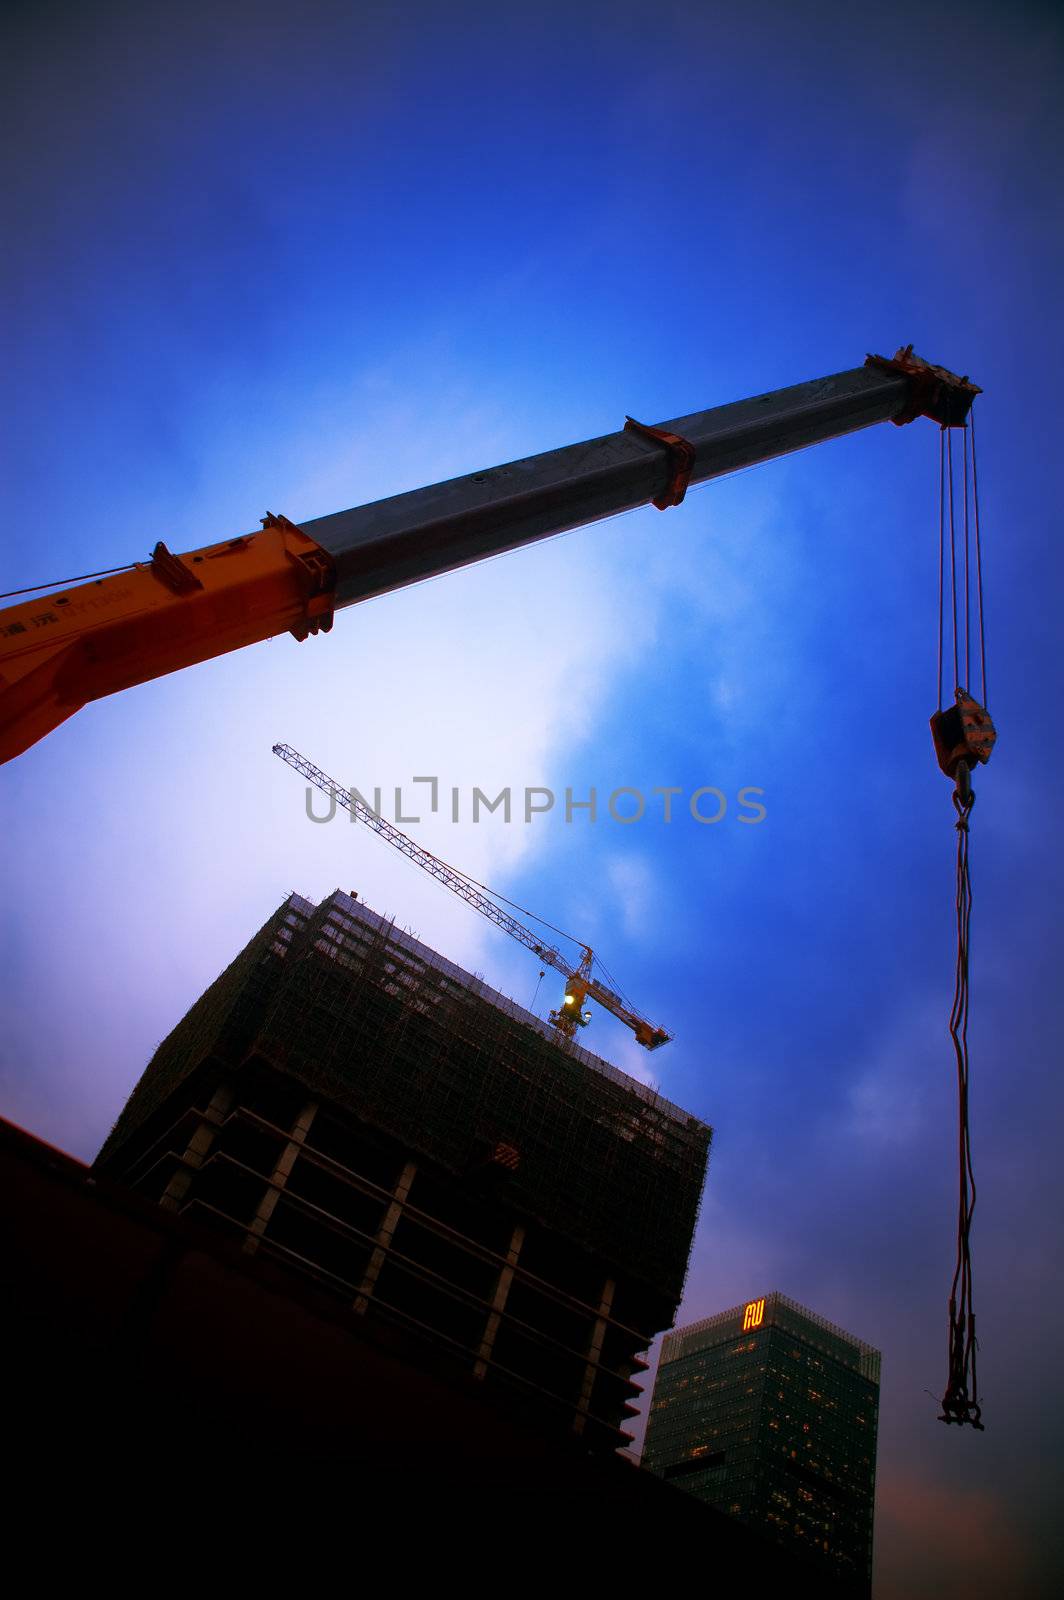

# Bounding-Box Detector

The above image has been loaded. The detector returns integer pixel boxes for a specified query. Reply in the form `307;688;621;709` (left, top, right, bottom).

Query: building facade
96;889;711;1454
642;1292;879;1591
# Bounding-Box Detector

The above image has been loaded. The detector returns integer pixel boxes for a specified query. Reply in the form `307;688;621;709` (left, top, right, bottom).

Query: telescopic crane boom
273;742;670;1051
0;348;978;763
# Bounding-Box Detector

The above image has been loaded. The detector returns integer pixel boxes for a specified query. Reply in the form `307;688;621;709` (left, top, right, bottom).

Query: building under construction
96;889;712;1453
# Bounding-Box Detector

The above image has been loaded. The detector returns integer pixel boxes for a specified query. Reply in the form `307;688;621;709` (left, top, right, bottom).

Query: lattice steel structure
96;890;711;1452
642;1292;880;1592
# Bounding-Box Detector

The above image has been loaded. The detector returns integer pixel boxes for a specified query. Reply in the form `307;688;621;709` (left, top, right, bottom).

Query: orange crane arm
0;516;333;762
1;348;978;764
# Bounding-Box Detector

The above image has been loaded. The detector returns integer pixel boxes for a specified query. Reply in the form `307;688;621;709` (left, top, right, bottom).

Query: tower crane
272;742;670;1052
1;347;978;764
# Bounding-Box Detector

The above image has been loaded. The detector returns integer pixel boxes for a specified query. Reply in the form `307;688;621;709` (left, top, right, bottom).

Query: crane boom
0;347;978;763
273;742;670;1051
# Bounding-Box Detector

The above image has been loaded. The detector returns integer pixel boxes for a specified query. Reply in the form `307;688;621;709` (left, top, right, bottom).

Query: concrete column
159;1081;234;1212
243;1098;319;1256
354;1160;417;1314
573;1275;616;1435
473;1222;525;1379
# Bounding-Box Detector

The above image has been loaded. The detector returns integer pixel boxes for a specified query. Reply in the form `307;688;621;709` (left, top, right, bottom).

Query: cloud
875;1474;1034;1600
605;851;662;941
839;998;944;1150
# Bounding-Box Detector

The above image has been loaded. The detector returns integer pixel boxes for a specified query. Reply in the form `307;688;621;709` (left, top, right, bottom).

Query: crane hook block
930;688;996;779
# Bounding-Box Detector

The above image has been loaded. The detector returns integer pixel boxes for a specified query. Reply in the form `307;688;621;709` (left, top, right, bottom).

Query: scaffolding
96;891;715;1449
102;890;711;1310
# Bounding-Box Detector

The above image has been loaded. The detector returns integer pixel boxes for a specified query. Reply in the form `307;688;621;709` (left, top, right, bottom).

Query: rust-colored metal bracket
149;542;205;596
865;345;981;427
624;416;697;508
262;511;336;639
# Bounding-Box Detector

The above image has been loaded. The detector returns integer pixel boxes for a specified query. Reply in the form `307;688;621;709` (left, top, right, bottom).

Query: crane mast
0;348;978;763
273;742;670;1051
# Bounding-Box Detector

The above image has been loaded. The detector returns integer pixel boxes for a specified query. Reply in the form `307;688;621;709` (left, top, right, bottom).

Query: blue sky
4;3;1063;1591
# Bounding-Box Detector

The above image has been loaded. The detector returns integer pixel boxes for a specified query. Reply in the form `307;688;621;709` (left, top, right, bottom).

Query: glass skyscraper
643;1292;879;1592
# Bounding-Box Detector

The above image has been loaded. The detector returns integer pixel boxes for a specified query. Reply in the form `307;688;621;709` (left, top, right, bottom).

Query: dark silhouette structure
4;900;872;1589
4;1114;862;1587
95;889;711;1452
